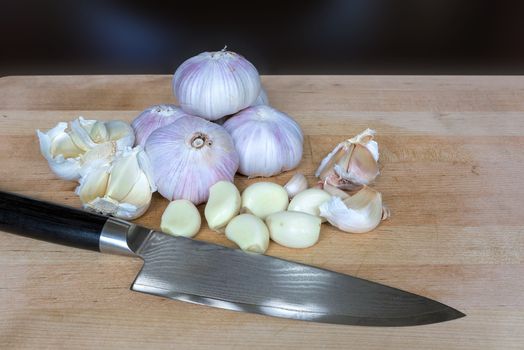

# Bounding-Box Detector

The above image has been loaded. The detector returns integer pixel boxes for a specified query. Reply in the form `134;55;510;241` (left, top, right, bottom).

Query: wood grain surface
0;75;523;349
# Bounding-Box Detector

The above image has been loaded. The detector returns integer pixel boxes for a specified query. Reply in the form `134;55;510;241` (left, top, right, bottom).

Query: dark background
2;0;524;76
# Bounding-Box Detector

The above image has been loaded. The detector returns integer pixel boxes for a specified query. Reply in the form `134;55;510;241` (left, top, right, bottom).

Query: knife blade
0;191;465;326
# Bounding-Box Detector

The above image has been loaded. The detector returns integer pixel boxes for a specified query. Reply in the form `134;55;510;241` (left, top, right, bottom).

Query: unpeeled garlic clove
320;180;350;200
319;186;388;233
37;117;135;180
225;214;269;254
241;182;289;219
266;211;321;249
205;181;241;233
288;188;331;222
283;173;308;198
75;147;156;220
315;129;379;189
161;199;201;238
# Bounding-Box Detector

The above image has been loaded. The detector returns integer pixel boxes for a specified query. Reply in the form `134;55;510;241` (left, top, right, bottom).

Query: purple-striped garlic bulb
131;104;189;147
173;48;261;121
223;105;304;178
145;115;239;205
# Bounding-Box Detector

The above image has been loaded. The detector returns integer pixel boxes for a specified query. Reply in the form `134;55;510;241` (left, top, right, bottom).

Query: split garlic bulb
75;146;156;220
145;115;239;205
37;117;135;180
223;105;304;177
173;48;261;120
131;104;189;147
319;186;389;233
315;129;379;189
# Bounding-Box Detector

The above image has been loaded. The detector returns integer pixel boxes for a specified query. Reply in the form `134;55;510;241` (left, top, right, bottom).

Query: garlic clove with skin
288;188;331;222
319;186;388;234
205;181;241;233
283;173;308;198
75;147;156;220
173;48;261;120
225;214;269;254
241;182;289;219
224;105;304;177
145;115;239;205
315;129;379;189
161;200;201;238
266;211;321;249
37;117;135;181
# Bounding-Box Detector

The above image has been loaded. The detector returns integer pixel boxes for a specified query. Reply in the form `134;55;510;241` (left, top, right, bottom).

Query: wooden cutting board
0;75;523;349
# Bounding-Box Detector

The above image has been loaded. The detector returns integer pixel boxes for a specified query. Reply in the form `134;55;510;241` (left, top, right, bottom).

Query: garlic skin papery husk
173;48;261;120
251;87;269;106
37;117;135;180
283;173;308;198
223;105;304;177
315;128;379;189
318;186;388;234
145;115;239;205
131;104;189;147
75;146;156;220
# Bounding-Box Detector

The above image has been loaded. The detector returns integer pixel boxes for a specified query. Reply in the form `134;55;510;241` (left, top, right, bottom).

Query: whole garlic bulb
173;48;261;120
223;105;303;177
251;87;268;106
75;146;156;220
145;115;239;205
131;104;189;147
37;117;135;180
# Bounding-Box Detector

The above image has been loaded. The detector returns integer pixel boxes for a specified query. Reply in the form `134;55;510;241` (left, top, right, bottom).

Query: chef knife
0;191;464;326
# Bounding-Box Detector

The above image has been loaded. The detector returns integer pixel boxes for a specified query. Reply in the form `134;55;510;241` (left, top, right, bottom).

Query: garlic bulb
315;129;379;189
284;173;308;198
205;181;241;233
266;211;321;249
161;199;202;238
319;186;388;233
145;115;239;205
37;117;135;180
224;105;303;177
76;146;156;220
251;87;268;106
173;48;261;120
225;214;269;254
288;188;331;222
241;182;289;219
131;104;189;147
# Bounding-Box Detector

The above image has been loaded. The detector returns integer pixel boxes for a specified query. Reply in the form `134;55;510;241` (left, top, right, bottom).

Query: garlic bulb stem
241;182;289;219
266;211;321;249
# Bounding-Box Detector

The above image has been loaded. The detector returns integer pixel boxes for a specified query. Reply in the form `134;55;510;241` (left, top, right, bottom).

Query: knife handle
0;191;108;251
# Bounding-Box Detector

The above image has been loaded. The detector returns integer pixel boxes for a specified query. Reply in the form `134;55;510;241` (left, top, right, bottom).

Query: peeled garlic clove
225;214;269;254
250;87;269;106
315;129;379;189
204;181;241;233
266;211;321;249
288;188;331;222
224;105;304;177
173;49;261;120
145;115;239;205
241;182;289;219
319;186;387;233
283;173;308;198
131;104;189;147
161;199;202;238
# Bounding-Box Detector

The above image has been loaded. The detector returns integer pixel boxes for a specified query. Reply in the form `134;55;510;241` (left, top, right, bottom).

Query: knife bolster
99;217;152;257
